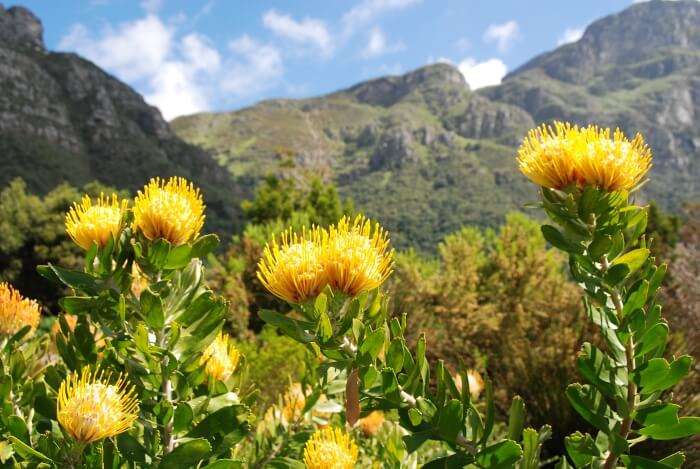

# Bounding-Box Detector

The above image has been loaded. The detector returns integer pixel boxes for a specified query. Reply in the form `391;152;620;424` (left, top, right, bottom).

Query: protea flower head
0;282;41;336
132;176;205;246
321;215;394;297
200;331;241;382
517;121;652;192
65;193;128;250
57;367;139;443
303;427;358;469
257;227;327;304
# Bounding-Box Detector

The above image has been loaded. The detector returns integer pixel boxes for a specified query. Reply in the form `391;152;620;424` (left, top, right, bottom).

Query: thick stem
601;257;637;469
345;368;360;426
162;375;174;454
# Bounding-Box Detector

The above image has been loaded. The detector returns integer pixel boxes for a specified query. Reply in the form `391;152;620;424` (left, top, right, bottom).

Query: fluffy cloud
557;27;584;45
263;10;333;57
58;13;283;120
457;58;507;90
361;26;404;58
342;0;421;35
222;35;284;97
483;20;519;52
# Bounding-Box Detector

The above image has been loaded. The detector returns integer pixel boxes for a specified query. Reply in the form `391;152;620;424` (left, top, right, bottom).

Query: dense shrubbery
0;122;698;467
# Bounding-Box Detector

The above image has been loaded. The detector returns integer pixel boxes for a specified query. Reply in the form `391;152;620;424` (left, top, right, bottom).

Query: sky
19;0;642;120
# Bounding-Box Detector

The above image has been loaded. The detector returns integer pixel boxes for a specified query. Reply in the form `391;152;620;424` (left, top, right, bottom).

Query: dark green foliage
0;178;126;309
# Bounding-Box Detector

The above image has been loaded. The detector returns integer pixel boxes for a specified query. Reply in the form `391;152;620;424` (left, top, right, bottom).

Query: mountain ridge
0;3;244;234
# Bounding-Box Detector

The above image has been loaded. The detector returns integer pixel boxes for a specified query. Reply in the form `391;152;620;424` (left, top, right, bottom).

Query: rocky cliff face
0;4;243;234
175;1;699;248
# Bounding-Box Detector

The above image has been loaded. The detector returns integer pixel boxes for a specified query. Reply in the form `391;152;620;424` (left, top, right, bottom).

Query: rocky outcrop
0;3;243;234
0;5;44;51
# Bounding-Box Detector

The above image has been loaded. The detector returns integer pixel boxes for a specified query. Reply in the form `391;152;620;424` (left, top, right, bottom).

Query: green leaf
436;399;463;443
7;437;52;463
7;417;29;444
565;384;612;433
37;264;99;295
174;403;194;433
634;356;692;395
619;455;677;468
476;440;523;468
588;235;612;260
202;460;245;469
659;452;685;468
506;396;525;442
403;431;431;453
541;225;581;254
576;343;624;399
359;328;385;361
604;264;629;286
423;452;473;468
610;248;649;274
635;403;680;427
623;281;648;316
564;432;600;468
141;289;165;330
259;310;314;344
188;405;250;453
117;434;147;463
159;438;211;469
265;458;306;469
191;234;220;258
639;417;700;440
164;244;193;270
634;322;668;357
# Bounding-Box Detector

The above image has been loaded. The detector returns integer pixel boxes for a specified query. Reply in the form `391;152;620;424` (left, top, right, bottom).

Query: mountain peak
509;0;700;83
0;4;44;51
341;63;466;107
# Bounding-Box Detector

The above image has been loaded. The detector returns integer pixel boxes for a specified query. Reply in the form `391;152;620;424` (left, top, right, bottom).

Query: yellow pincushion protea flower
321;215;394;297
65;193;128;250
0;282;41;336
303;427;358;469
132;177;205;246
358;410;385;437
517;121;652;192
57;367;139;444
257;227;327;304
200;331;241;381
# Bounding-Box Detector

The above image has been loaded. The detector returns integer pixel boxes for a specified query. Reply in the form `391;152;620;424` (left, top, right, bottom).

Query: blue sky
20;0;637;120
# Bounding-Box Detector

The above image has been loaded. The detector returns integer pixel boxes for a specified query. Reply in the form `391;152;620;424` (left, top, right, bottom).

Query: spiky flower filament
132;176;205;246
57;367;139;443
321;215;394;297
200;331;241;381
257;227;326;304
0;282;41;336
517;121;652;191
303;427;358;469
65;193;128;250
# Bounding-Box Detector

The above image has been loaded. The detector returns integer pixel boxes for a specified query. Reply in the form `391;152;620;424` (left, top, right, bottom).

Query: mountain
0;4;244;234
172;0;700;249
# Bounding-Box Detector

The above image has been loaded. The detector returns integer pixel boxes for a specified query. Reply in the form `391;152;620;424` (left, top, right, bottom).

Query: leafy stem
601;256;637;469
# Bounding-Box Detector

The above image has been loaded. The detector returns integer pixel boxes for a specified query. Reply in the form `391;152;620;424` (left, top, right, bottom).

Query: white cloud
222;35;284;97
342;0;421;35
59;15;172;82
361;26;404;58
263;10;333;57
457;58;507;90
557;27;584;45
483;20;519;52
58;13;283;120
